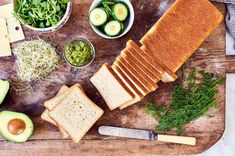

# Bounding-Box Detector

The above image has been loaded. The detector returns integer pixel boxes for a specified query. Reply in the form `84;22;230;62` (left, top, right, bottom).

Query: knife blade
98;126;196;145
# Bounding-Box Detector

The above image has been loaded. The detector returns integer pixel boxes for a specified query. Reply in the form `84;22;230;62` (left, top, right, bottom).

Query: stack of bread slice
90;0;223;110
41;84;104;143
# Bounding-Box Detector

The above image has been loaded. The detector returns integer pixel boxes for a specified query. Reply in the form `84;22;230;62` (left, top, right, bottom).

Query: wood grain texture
0;0;231;155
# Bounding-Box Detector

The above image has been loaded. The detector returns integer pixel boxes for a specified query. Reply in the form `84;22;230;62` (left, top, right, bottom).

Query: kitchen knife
98;126;196;146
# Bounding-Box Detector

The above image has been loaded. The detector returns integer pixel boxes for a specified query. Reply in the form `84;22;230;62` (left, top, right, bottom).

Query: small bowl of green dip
64;37;95;69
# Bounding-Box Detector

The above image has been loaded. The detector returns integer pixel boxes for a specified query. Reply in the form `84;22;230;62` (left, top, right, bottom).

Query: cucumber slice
113;3;129;22
89;8;108;26
104;20;121;36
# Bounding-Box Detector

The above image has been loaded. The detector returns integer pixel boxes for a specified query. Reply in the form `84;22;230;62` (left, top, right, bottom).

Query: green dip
65;40;92;67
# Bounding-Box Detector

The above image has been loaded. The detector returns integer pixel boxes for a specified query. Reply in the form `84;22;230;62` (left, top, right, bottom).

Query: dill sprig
144;70;224;135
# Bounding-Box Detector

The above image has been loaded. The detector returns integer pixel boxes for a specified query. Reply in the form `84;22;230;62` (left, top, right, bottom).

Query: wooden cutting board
0;0;232;155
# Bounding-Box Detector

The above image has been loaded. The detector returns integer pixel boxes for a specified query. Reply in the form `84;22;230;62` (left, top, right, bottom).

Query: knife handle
157;134;196;145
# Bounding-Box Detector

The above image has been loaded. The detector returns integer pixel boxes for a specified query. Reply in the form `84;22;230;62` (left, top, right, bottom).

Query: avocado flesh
0;80;10;105
0;111;34;143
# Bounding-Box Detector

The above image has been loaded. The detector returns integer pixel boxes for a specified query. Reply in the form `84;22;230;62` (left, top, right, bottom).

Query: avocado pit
7;119;26;135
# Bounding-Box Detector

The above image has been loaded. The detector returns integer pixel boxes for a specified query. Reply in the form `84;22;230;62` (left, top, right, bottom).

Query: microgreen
14;0;70;28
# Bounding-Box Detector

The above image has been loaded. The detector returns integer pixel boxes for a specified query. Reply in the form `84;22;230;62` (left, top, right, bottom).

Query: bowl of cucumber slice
89;0;134;39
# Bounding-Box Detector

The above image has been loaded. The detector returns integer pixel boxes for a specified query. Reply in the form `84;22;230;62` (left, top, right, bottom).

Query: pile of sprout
13;40;61;82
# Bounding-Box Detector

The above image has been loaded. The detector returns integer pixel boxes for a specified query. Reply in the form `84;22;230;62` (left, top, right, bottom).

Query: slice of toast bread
49;86;104;143
41;109;57;126
44;84;84;110
116;56;158;92
111;65;144;109
41;85;70;138
121;49;160;83
41;109;70;139
140;0;223;72
42;84;85;138
113;60;149;96
90;63;134;110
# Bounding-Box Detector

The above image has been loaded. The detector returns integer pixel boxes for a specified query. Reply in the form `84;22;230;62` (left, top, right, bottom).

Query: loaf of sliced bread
112;65;144;109
116;56;158;92
140;0;223;72
114;60;149;96
49;86;104;143
90;63;134;110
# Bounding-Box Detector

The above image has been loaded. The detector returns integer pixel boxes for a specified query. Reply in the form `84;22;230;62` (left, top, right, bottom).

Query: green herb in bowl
64;39;95;68
14;0;71;29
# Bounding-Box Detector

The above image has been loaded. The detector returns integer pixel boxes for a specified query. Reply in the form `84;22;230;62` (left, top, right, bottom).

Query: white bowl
89;0;135;39
13;0;72;33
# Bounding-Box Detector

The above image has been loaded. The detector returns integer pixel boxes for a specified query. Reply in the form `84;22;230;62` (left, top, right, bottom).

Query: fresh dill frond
144;70;224;135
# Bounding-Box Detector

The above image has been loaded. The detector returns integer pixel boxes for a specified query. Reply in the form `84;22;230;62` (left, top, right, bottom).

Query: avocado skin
0;80;10;105
0;111;34;143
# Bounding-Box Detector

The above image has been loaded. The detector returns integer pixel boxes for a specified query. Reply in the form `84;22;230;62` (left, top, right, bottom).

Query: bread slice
90;63;134;110
116;56;158;92
42;84;85;138
121;49;160;83
41;109;70;138
44;84;84;110
41;85;70;138
140;0;223;72
49;86;104;143
41;109;57;126
113;60;149;96
141;45;178;82
111;65;144;109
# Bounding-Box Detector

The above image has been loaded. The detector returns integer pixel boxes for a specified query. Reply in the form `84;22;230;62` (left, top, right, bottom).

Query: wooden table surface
0;0;233;155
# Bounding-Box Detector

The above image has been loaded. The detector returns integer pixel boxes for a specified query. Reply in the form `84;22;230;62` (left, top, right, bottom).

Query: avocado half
0;111;34;143
0;80;10;105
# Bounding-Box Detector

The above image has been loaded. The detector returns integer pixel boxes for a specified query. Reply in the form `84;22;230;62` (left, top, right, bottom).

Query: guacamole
65;40;92;67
